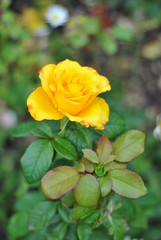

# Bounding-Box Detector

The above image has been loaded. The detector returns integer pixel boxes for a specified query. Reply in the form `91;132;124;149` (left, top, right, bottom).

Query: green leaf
14;192;44;211
65;225;77;240
58;205;73;223
106;112;126;139
52;222;68;240
74;162;85;172
112;215;128;240
116;198;136;222
83;16;100;35
41;166;80;199
104;215;128;240
22;230;49;240
73;174;100;207
68;32;89;49
72;204;96;220
96;112;126;139
76;124;90;146
99;32;118;55
67;130;90;154
82;157;96;173
61;191;75;207
28;201;57;231
50;213;61;225
98;175;112;197
112;25;134;42
8;211;29;238
83;210;101;224
108;169;147;199
47;120;60;132
88;231;108;240
104;161;127;172
82;149;99;164
96;134;113;162
12;120;53;138
77;223;92;240
21;139;54;183
53;137;78;161
101;155;116;165
113;130;145;162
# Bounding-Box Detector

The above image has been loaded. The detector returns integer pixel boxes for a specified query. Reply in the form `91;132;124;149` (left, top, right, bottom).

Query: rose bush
27;59;111;129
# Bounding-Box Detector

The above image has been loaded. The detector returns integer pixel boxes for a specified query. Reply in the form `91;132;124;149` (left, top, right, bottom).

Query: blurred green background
0;0;161;239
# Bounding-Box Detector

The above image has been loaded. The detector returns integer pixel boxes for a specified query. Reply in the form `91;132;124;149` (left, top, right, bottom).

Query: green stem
59;117;69;136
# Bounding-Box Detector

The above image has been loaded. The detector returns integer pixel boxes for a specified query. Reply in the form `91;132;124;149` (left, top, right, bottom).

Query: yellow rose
27;59;111;129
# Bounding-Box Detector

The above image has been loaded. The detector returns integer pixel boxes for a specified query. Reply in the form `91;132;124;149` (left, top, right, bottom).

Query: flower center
61;73;86;97
66;83;84;97
52;15;59;21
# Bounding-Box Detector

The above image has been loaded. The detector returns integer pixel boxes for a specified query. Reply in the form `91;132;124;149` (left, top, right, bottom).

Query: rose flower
27;59;111;129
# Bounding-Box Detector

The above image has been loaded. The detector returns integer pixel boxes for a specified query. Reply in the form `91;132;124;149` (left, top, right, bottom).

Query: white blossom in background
124;236;131;240
0;109;18;129
153;113;161;140
45;4;69;28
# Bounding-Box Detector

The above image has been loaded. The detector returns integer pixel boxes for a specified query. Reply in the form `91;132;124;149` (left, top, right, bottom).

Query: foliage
66;14;134;55
8;110;147;240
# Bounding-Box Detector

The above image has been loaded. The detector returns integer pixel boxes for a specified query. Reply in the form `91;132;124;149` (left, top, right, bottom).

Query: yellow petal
66;98;102;127
66;97;109;129
92;97;110;129
54;92;83;115
69;93;97;112
82;66;98;75
87;74;111;94
27;87;63;121
77;67;111;95
39;64;56;99
55;59;81;76
97;76;111;93
52;60;82;100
